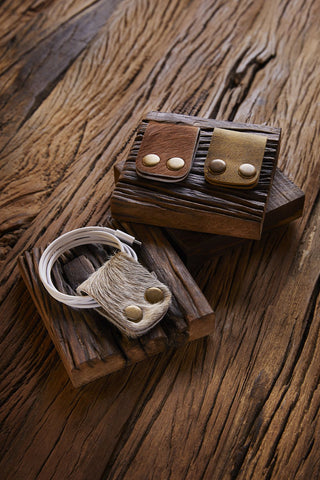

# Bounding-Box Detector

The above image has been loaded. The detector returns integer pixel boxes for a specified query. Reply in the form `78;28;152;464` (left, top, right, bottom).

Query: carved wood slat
113;162;305;266
17;223;215;387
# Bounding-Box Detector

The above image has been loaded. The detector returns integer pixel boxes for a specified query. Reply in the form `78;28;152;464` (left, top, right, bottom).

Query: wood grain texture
0;0;319;479
18;235;214;387
113;162;305;267
111;112;281;239
167;169;305;267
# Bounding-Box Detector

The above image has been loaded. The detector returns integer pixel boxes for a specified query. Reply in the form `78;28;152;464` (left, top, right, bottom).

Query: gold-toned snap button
209;158;226;174
238;163;257;178
124;305;143;322
145;287;164;304
142;154;160;167
166;157;185;171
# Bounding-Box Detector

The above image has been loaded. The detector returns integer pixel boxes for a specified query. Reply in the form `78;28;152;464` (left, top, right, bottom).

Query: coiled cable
38;226;139;309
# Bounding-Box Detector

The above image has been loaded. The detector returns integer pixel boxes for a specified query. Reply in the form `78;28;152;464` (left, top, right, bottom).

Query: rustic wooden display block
113;163;304;267
111;112;281;240
18;224;215;388
166;169;304;267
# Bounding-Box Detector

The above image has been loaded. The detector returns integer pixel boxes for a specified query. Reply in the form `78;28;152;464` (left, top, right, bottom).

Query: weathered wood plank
17;231;214;386
113;162;305;266
18;249;127;387
0;0;319;478
168;169;305;267
194;186;320;480
0;0;122;151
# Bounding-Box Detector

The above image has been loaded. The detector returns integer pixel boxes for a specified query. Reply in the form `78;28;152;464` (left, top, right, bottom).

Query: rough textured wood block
166;169;305;267
113;163;304;267
18;226;215;388
111;112;281;240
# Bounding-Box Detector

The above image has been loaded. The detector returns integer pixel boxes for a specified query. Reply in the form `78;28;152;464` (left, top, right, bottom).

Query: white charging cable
38;226;140;309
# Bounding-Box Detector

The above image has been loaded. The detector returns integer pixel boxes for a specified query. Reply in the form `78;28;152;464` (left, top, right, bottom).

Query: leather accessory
204;127;267;188
135;121;200;182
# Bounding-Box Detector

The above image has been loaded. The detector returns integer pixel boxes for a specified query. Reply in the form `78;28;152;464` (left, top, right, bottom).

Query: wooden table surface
1;1;319;479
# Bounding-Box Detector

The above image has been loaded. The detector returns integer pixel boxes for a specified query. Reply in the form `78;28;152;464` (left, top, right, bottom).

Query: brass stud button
142;154;160;167
124;305;143;322
209;158;226;174
145;287;164;304
238;163;257;178
166;157;185;171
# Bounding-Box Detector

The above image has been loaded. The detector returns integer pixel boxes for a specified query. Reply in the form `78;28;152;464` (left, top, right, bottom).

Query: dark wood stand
18;223;215;387
114;163;304;267
111;112;281;239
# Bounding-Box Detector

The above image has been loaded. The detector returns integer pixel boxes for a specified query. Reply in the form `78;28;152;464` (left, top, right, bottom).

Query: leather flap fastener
204;128;267;188
136;121;199;182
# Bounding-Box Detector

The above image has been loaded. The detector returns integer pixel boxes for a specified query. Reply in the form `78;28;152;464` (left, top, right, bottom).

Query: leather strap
204;128;267;188
136;121;199;182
